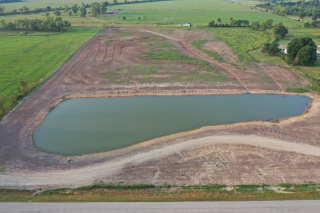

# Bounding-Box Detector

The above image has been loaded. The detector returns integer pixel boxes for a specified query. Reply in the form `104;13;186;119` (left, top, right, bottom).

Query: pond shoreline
33;92;312;156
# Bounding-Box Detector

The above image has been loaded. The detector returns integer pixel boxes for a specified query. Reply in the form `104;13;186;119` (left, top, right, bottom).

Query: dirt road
2;135;320;188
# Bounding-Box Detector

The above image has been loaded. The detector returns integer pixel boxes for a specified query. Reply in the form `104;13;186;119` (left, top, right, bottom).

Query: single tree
251;21;260;30
122;16;126;21
286;37;317;64
57;21;64;32
0;95;5;113
113;0;118;4
144;16;146;20
261;42;281;56
272;22;288;38
68;11;72;16
71;4;78;14
304;22;311;28
217;18;221;23
100;4;107;14
241;20;249;26
23;6;30;13
47;6;51;11
208;20;215;27
312;9;320;19
138;17;140;20
79;6;87;17
263;18;273;29
64;5;69;13
298;11;306;19
54;16;62;22
260;22;268;32
230;17;233;20
53;10;61;16
50;21;56;31
0;19;5;28
297;45;317;66
17;80;28;95
230;19;241;27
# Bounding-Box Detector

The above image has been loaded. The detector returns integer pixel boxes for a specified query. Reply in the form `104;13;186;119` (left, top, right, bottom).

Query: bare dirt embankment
0;28;319;189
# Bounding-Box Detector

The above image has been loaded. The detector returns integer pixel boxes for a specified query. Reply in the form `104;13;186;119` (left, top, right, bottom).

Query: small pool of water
33;94;311;155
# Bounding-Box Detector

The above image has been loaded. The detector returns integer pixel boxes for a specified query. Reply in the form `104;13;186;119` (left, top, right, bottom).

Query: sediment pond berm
33;94;311;155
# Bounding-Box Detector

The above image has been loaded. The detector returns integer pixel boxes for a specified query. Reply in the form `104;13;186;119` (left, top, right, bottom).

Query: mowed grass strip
1;183;320;202
0;28;99;110
209;28;270;61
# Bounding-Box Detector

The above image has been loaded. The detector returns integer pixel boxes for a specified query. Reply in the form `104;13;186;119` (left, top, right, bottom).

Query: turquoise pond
33;94;311;155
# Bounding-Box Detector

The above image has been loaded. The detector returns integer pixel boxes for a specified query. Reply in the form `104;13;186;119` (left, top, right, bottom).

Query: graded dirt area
0;28;320;189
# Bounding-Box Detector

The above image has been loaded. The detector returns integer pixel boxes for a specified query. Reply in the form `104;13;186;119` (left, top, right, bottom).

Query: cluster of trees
261;41;281;56
0;16;71;32
286;37;318;66
208;18;288;38
90;2;107;17
208;18;249;27
251;20;288;38
0;0;168;16
262;37;317;66
251;18;273;31
304;20;320;27
257;0;320;20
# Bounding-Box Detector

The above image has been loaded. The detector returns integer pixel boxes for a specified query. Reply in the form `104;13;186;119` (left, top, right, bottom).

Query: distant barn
183;23;191;27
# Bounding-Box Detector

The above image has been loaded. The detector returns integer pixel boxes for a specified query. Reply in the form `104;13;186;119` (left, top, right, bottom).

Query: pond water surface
34;94;311;155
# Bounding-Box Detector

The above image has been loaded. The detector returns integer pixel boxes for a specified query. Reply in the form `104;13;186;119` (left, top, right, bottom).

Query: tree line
0;0;168;16
208;18;289;38
257;0;320;20
0;15;71;32
0;0;21;2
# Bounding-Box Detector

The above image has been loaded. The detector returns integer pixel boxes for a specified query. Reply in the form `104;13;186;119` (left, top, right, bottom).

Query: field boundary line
1;63;64;121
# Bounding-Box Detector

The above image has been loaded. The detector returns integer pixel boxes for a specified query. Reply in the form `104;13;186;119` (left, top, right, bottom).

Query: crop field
0;28;99;116
209;28;270;61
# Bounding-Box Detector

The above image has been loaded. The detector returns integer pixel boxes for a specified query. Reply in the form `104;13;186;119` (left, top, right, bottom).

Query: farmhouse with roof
183;23;191;27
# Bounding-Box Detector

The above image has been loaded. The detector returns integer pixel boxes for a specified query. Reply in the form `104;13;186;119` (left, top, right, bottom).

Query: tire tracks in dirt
141;30;248;91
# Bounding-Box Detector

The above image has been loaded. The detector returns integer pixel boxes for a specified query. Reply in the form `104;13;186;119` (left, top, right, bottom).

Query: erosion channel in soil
33;94;311;155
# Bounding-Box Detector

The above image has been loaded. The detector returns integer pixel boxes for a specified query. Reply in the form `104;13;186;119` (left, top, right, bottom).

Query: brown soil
0;28;319;189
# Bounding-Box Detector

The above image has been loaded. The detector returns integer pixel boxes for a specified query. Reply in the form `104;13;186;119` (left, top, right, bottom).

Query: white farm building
278;45;287;54
183;23;191;27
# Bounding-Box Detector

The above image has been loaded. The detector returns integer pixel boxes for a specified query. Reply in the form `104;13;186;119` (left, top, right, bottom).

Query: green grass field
0;28;99;116
109;0;301;26
1;0;303;27
279;28;320;47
